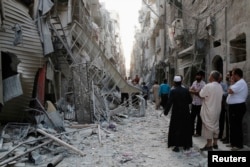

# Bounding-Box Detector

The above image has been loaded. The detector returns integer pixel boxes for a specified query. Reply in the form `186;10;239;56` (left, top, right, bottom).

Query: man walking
151;81;160;110
159;79;170;110
199;71;223;151
226;68;248;151
164;76;193;152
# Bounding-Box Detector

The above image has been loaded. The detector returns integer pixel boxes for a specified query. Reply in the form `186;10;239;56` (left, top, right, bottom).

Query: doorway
212;55;223;74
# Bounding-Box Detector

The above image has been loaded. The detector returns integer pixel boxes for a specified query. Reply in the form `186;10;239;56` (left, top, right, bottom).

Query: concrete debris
1;123;30;143
36;129;86;157
13;162;26;167
29;151;42;165
0;121;102;166
1;102;238;166
47;154;64;167
0;140;53;166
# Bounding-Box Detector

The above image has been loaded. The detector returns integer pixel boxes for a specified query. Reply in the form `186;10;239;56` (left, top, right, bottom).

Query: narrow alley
1;0;250;167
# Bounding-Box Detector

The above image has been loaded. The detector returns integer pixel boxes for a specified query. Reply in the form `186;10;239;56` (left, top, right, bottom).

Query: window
213;39;221;47
230;33;246;63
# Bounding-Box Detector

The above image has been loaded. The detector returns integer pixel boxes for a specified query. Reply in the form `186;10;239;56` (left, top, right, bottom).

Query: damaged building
0;0;146;165
132;0;250;86
0;0;142;128
132;0;250;146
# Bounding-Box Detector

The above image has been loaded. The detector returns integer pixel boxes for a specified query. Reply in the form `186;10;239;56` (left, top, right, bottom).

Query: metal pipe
47;154;64;167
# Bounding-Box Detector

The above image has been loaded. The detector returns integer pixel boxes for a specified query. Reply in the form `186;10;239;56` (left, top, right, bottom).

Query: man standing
131;80;141;108
141;82;149;108
221;71;232;144
164;76;193;152
226;68;248;151
159;79;170;110
189;71;206;137
134;75;140;84
199;71;223;151
121;76;129;107
151;81;160;110
218;74;228;140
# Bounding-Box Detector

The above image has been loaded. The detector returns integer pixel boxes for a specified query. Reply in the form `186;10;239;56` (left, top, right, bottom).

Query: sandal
213;145;218;149
172;147;180;152
200;145;213;151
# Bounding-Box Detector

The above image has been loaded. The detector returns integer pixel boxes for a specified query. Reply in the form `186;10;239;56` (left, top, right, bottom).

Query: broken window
1;52;19;79
213;39;221;48
230;33;246;63
1;52;22;103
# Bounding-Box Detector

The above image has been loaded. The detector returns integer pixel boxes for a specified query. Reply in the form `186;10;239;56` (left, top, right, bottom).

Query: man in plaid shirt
189;71;206;137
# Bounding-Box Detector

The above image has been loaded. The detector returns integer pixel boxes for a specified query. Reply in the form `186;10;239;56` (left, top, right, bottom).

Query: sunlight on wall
100;0;141;72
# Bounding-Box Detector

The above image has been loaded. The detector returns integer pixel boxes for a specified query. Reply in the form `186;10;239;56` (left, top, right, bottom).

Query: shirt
220;82;228;97
226;78;248;104
159;83;170;96
190;80;206;105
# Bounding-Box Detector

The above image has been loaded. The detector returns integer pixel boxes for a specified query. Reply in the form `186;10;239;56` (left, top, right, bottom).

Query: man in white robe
199;71;223;151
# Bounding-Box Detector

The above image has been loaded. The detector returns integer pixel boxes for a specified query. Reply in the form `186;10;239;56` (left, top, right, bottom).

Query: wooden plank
37;129;86;157
70;124;98;129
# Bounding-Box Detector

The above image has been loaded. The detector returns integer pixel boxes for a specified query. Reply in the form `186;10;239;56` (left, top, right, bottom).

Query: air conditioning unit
172;18;183;40
206;16;215;36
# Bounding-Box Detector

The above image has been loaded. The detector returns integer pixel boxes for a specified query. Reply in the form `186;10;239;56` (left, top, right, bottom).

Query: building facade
0;0;129;124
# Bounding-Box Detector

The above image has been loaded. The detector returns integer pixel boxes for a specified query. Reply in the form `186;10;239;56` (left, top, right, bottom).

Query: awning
177;45;194;58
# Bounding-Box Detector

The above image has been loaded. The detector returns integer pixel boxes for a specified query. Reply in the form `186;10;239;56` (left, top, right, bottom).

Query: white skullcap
173;76;181;82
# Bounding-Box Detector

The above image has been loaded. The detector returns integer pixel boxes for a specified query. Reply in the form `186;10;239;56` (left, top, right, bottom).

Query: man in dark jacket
141;82;149;108
164;76;193;152
159;79;170;110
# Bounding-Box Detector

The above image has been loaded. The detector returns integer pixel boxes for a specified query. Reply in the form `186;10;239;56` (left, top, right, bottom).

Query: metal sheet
0;0;45;123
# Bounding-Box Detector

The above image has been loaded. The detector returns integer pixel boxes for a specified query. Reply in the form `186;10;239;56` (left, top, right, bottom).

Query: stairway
49;18;142;122
69;21;141;94
50;15;76;64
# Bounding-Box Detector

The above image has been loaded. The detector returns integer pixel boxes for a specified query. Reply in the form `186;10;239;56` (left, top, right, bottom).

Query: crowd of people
121;68;248;153
163;68;248;152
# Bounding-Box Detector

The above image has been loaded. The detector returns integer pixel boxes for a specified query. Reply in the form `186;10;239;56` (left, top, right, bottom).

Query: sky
99;0;142;70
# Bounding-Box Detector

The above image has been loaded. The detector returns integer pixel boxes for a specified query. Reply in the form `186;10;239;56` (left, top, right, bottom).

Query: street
56;102;207;167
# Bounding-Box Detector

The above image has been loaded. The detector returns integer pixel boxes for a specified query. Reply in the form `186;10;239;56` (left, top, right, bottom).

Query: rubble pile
0;101;210;167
